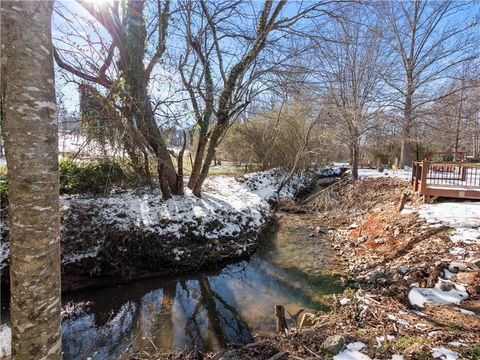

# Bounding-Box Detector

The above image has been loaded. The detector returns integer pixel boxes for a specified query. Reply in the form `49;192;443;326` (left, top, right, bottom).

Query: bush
59;158;78;192
60;158;127;194
0;159;129;203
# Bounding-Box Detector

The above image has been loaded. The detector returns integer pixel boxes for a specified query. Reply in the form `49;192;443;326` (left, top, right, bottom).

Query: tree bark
351;137;360;180
124;0;179;199
399;65;414;169
1;1;62;358
188;133;208;190
192;125;224;197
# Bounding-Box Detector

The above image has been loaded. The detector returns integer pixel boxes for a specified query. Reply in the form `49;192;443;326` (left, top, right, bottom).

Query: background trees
381;0;479;168
311;5;392;179
1;0;475;208
1;1;62;357
175;0;337;196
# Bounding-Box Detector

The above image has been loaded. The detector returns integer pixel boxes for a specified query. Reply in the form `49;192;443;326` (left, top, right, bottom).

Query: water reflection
61;213;345;359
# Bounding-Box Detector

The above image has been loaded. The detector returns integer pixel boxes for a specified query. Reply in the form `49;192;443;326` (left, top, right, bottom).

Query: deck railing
411;160;480;200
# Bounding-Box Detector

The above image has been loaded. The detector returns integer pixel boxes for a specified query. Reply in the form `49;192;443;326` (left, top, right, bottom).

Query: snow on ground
408;279;468;308
334;342;371;360
0;324;10;358
65;175;269;236
431;347;459;360
415;201;480;244
358;167;411;181
57;169;310;264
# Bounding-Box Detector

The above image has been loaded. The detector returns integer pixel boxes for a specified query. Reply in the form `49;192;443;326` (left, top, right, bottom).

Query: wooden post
460;166;467;181
420;160;429;195
398;192;408;212
275;305;288;333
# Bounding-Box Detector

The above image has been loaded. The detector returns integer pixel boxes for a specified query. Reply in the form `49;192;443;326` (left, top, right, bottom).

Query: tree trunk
142;149;152;183
351;138;360;180
188;133;208;190
400;74;414;169
124;0;180;199
192;125;224;197
1;1;62;358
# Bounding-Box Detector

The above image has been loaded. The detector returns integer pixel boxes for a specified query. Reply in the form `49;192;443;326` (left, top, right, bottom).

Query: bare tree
176;0;337;196
53;0;182;199
312;6;391;179
381;0;479;168
1;1;62;357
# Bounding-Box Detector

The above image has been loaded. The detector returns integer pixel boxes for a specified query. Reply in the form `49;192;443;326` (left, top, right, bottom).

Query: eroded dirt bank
146;177;480;360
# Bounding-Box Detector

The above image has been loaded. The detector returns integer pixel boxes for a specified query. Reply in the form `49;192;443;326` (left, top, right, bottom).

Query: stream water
0;209;345;359
56;212;345;359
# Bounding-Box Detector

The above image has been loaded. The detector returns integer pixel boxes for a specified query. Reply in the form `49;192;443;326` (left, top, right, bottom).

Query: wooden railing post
420;160;429;194
460;165;467;181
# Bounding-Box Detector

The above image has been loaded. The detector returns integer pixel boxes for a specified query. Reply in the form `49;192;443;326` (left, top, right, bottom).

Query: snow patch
417;202;480;244
432;347;459;360
339;298;351;305
0;324;11;358
457;307;475;316
408;279;468;308
334;342;371;360
375;335;395;348
358;168;411;181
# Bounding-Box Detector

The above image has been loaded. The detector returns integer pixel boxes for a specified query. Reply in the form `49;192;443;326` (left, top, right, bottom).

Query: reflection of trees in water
62;301;137;360
154;282;176;350
64;252;339;356
181;275;252;352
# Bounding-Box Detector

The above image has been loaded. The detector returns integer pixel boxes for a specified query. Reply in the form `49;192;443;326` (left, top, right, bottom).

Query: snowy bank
1;168;322;288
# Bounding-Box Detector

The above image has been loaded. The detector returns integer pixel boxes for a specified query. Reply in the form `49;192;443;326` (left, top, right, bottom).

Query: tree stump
275;305;288;333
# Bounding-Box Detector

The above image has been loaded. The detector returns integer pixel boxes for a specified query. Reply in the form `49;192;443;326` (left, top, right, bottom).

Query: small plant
465;345;480;359
59;158;79;192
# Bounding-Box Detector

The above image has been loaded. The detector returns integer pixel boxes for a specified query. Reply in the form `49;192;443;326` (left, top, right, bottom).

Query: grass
379;335;429;355
178;157;250;176
465;345;480;359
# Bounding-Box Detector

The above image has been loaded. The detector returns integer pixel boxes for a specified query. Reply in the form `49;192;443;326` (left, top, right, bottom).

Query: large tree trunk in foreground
1;1;62;358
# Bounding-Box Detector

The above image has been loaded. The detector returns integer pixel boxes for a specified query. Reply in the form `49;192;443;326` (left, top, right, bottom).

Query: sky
52;0;480;121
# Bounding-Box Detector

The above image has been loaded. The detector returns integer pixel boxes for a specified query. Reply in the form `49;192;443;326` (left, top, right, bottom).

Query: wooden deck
411;161;480;201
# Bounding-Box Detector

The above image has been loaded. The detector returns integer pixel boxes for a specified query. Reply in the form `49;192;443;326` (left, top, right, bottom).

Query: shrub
60;158;127;194
59;158;79;192
0;159;130;200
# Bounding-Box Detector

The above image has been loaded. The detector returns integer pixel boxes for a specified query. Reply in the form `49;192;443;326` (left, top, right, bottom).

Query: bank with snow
1;168;342;290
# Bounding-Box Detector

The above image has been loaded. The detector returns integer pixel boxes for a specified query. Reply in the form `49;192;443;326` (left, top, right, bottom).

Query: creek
57;210;345;359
